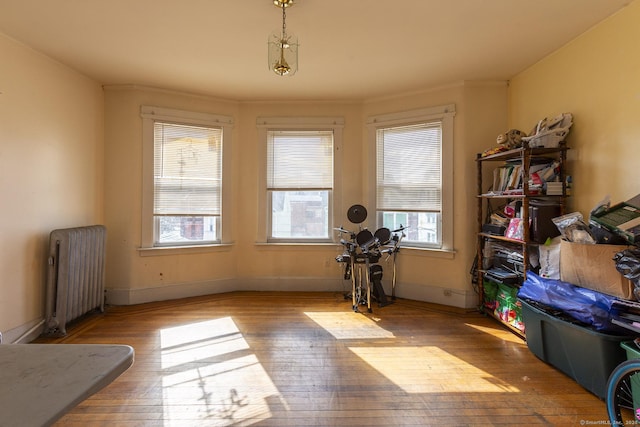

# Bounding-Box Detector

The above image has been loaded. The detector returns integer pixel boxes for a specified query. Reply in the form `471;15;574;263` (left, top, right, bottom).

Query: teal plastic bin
520;298;631;399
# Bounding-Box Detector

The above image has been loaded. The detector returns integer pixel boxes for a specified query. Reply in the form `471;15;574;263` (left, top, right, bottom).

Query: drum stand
383;239;400;300
391;249;398;300
380;227;405;300
335;204;406;313
349;252;373;313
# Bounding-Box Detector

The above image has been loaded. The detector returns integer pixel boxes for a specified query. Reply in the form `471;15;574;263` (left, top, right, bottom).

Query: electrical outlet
443;289;452;297
0;331;3;344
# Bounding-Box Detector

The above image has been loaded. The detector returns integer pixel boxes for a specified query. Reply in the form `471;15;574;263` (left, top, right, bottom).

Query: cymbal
392;225;408;233
347;204;367;224
333;227;351;233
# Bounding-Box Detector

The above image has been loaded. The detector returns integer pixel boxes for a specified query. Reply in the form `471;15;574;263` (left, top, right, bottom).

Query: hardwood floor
37;292;610;426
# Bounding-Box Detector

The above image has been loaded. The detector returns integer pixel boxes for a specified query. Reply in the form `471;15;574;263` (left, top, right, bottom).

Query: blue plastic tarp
517;271;620;332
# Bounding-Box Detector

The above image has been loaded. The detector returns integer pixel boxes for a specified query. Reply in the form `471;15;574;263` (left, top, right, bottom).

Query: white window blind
154;122;223;216
376;122;442;212
267;130;334;190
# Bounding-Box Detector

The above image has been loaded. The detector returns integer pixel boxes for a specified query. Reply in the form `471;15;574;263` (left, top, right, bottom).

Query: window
267;130;333;240
257;117;344;243
153;122;221;245
376;122;442;245
141;106;233;248
367;105;455;250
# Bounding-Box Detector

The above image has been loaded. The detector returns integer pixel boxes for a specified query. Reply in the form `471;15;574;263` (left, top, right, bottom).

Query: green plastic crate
621;341;640;410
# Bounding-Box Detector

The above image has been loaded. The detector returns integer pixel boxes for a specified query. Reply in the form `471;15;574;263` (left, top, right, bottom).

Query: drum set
334;204;406;313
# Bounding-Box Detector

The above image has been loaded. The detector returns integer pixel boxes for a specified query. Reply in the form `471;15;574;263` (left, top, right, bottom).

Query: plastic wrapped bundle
518;271;621;332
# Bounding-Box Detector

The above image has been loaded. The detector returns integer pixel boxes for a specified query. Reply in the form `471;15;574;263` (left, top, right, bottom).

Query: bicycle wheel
606;359;640;424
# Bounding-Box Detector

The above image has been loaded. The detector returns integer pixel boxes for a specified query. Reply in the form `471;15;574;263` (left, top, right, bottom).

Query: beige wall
104;83;507;308
0;34;104;342
103;87;240;303
103;89;373;303
235;101;363;283
363;83;507;305
508;1;640;216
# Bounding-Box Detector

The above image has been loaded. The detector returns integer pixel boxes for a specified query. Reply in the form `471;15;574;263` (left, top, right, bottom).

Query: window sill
138;243;234;257
254;242;338;251
399;246;456;259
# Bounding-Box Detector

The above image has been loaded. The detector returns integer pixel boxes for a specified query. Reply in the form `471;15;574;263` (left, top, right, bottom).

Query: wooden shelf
476;145;568;162
476;143;569;338
478;269;523;286
478;193;567;200
478;232;525;245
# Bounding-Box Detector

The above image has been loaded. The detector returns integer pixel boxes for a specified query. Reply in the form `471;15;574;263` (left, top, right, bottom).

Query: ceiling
0;0;632;102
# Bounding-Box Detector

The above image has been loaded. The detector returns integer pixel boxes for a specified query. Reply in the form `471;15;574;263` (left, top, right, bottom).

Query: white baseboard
2;318;45;344
106;276;349;305
106;277;477;309
394;282;478;309
106;278;236;306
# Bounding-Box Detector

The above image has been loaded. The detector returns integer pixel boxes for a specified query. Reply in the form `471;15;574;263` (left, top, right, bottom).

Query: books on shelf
492;164;522;194
487;160;560;196
546;182;564;196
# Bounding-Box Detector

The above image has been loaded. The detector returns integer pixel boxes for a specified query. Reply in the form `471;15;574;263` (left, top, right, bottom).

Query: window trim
256;116;344;244
366;104;455;251
140;106;234;249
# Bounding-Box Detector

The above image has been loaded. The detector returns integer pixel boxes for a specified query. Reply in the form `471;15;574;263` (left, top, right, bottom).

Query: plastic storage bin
520;298;631;399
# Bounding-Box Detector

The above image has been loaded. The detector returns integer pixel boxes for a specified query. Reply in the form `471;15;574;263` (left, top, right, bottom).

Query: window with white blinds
370;105;454;250
376;122;442;212
153;122;223;245
154;123;222;216
266;130;334;240
267;130;333;190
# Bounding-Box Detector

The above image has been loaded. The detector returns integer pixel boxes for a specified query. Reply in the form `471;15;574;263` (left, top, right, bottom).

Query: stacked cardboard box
559;239;633;299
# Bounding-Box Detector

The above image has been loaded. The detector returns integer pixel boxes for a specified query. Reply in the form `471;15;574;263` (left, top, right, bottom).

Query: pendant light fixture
268;0;299;76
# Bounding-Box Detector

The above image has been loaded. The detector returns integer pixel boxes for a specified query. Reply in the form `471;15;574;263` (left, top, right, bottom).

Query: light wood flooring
37;292;611;426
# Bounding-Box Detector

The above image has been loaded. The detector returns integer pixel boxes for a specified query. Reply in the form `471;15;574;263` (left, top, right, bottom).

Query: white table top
0;344;134;427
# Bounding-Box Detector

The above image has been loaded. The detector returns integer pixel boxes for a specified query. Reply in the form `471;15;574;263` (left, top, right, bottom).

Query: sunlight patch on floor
349;346;520;394
464;322;524;344
304;311;395;339
160;317;286;426
160;320;250;370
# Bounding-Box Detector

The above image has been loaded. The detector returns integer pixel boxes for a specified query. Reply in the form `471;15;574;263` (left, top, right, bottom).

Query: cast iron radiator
44;225;107;336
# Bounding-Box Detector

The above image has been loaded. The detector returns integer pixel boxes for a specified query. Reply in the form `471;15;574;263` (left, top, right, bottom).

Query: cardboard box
560;239;633;300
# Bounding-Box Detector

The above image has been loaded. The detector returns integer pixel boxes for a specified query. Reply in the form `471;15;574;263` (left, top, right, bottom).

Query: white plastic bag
538;236;562;279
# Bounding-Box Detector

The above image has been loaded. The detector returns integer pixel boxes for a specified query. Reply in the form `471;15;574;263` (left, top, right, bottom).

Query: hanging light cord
281;4;288;43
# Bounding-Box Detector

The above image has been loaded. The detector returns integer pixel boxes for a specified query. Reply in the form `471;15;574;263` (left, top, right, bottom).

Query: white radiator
43;225;106;336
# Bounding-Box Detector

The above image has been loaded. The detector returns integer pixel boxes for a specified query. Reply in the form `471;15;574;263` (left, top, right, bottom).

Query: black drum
374;227;391;246
356;229;374;249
